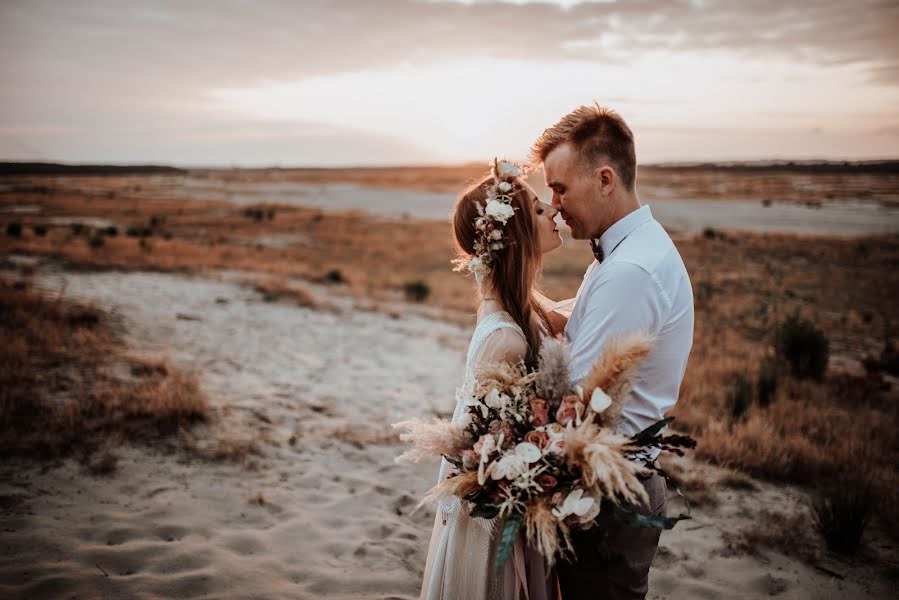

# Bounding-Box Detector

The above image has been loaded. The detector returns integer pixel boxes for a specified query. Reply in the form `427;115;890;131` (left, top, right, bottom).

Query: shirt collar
596;205;653;259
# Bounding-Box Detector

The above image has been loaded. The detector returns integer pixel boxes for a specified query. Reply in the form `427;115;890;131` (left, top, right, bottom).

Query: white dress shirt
565;205;694;455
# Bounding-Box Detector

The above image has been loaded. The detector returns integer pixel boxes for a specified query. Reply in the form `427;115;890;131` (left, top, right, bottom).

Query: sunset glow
1;0;896;165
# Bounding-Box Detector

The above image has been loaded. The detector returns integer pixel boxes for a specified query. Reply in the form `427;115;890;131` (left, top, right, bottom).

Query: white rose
485;199;515;224
489;229;502;240
498;181;512;193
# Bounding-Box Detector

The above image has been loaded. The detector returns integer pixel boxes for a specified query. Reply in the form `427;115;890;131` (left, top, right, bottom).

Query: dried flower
556;394;582;426
525;429;549;450
551;489;596;520
485;199;514;224
536;473;557;491
529;397;550;426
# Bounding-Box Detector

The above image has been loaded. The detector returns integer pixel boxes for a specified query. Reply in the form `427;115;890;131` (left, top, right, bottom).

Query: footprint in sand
755;573;790;596
152;524;188;542
103;526;145;546
222;533;266;556
147;550;215;575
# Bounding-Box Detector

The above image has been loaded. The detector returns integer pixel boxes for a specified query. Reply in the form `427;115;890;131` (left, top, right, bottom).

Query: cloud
0;0;896;163
2;0;896;90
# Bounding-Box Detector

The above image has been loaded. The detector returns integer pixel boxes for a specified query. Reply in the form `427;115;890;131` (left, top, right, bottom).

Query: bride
420;161;564;600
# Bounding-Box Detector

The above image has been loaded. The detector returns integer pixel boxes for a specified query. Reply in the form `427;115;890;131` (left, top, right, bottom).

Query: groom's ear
595;165;617;197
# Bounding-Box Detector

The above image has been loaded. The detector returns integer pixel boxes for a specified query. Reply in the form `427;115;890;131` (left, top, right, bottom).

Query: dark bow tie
590;239;604;263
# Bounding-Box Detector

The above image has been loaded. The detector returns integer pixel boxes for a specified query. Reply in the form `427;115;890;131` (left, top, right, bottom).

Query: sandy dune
0;267;891;599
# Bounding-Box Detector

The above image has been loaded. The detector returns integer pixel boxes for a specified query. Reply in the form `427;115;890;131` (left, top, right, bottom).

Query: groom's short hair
530;103;637;191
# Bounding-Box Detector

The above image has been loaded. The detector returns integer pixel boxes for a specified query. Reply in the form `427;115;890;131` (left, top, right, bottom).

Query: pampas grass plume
418;471;480;510
392;418;468;463
580;332;654;427
534;338;572;404
524;497;572;568
564;421;649;508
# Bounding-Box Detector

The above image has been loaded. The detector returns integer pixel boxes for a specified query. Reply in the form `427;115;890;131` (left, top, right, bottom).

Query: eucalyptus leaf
609;503;690;529
495;515;523;573
632;417;675;443
441;455;462;468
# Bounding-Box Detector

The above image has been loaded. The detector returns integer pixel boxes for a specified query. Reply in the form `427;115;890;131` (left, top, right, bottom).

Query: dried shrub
323;269;344;284
813;476;874;555
880;340;899;376
726;372;753;423
755;359;780;407
403;279;430;302
773;314;829;380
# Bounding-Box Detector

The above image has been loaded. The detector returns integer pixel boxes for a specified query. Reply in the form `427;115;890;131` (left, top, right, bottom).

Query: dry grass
329;424;402;448
0;277;210;461
2;171;898;536
249;276;319;309
721;507;820;563
659;457;719;507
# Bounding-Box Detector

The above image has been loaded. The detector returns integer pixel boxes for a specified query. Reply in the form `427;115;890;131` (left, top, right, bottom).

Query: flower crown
453;159;527;280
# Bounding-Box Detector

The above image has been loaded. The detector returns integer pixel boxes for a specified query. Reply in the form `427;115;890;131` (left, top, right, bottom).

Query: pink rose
536;474;558;491
529;397;550;427
524;429;549;450
556;395;582;426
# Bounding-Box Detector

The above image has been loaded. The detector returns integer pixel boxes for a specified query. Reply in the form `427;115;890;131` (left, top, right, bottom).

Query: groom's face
543;142;608;241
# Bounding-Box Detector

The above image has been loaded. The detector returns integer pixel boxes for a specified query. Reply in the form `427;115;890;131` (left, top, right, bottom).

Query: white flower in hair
497;161;521;179
452;158;526;279
468;256;488;276
485;199;514;223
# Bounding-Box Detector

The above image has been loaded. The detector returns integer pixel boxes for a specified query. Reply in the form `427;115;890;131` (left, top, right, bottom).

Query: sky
1;0;897;167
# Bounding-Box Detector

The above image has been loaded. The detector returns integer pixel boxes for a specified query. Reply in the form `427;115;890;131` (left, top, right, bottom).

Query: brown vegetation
1;171;897;541
0;277;210;461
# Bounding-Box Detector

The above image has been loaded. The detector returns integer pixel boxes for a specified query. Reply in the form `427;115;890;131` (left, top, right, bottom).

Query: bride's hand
546;310;569;337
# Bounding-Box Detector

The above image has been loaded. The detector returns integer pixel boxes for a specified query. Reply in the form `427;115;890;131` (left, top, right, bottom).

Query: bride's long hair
452;172;550;365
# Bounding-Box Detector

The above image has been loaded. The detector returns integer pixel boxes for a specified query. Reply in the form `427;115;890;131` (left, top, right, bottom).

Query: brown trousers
556;474;667;600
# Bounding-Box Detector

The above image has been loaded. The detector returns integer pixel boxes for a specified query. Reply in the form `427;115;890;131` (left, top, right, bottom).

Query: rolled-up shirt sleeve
566;261;668;384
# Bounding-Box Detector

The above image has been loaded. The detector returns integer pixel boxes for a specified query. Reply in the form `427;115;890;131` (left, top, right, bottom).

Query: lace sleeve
470;326;528;370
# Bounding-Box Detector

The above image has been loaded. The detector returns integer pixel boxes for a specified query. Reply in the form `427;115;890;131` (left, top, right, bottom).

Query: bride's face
525;184;562;254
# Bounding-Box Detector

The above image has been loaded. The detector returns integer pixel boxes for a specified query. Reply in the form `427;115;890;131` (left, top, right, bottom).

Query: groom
531;104;694;599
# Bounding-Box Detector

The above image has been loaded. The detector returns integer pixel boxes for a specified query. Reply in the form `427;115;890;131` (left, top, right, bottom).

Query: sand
0;266;892;599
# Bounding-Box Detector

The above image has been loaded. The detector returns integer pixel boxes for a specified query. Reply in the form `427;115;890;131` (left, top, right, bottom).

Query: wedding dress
419;308;557;600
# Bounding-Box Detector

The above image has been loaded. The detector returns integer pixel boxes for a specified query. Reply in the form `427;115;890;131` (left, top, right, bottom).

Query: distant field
2;160;898;206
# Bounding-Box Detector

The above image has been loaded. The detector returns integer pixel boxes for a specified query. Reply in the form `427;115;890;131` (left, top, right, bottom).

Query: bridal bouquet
394;333;696;570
